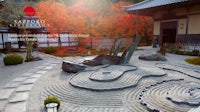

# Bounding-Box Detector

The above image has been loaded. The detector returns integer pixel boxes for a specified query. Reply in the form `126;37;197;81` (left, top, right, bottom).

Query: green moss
3;54;23;65
44;96;61;109
185;57;200;65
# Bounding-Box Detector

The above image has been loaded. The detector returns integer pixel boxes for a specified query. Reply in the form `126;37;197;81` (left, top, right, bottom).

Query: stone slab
50;63;58;66
29;74;43;78
16;84;33;92
22;78;37;85
9;92;29;103
34;66;45;69
12;77;27;82
21;73;34;77
4;82;21;88
5;102;26;112
36;71;47;74
44;66;53;70
0;89;15;100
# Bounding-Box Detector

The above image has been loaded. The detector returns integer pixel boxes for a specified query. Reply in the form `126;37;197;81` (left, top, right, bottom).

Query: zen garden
0;0;200;112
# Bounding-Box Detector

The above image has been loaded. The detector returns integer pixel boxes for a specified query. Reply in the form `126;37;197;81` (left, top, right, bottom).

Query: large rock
82;55;123;66
139;54;167;61
62;61;86;73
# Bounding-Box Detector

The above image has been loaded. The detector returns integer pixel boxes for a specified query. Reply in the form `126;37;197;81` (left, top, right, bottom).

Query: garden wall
79;37;134;50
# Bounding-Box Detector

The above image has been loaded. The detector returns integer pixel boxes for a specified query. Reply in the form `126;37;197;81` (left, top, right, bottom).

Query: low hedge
3;54;23;65
44;95;61;109
44;47;57;54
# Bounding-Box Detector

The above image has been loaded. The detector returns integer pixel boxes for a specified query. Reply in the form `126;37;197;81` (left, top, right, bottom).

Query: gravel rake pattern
38;62;200;112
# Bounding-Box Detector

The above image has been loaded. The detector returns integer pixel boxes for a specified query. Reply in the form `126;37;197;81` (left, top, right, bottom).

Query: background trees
0;0;25;27
1;0;152;46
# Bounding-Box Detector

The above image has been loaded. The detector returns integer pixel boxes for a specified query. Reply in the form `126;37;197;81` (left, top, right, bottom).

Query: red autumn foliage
36;1;153;45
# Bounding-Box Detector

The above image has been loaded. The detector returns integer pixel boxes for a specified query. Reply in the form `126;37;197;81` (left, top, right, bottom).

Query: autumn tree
36;0;153;47
36;0;69;47
0;0;25;27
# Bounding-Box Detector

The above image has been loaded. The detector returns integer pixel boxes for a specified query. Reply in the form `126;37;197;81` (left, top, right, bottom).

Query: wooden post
2;33;4;49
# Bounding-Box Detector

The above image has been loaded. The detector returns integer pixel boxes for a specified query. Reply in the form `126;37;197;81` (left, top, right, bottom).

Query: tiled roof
125;0;189;11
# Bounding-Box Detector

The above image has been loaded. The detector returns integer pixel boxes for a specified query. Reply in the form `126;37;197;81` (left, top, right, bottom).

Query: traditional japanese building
125;0;200;49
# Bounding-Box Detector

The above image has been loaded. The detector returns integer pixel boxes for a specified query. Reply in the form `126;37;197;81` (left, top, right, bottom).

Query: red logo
23;6;36;17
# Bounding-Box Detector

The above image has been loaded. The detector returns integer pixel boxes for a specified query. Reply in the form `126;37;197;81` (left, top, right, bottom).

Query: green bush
44;47;57;54
190;50;199;56
44;96;61;109
3;54;23;65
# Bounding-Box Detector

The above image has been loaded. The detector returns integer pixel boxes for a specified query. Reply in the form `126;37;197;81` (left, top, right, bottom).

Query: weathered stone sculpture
83;36;141;66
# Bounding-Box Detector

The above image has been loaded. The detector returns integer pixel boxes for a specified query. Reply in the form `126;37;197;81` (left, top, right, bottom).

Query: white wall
153;21;160;35
178;19;187;34
188;14;200;34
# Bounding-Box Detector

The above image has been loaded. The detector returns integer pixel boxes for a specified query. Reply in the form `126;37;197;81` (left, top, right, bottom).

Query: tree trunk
26;41;33;61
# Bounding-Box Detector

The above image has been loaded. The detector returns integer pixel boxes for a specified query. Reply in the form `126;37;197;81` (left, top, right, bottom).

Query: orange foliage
36;1;69;33
36;1;153;43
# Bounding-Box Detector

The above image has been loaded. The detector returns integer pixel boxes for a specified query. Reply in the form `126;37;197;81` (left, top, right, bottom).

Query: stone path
0;53;62;112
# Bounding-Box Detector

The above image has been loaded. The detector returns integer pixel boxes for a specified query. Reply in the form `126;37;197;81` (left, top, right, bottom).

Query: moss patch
185;57;200;65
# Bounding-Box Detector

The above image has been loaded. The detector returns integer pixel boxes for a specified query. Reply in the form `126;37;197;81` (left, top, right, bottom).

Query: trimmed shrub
44;47;57;54
44;96;61;109
185;57;200;65
3;54;23;65
190;50;199;56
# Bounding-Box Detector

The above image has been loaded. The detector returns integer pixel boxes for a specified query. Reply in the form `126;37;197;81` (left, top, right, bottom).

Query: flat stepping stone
29;74;43;78
12;77;27;82
9;92;29;103
16;84;33;92
50;63;58;66
35;66;46;69
44;66;54;70
5;102;26;112
36;71;47;74
22;78;38;84
4;82;21;88
0;89;15;100
21;73;34;77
